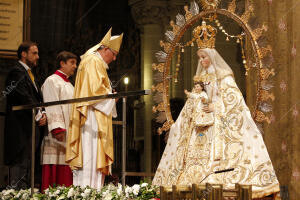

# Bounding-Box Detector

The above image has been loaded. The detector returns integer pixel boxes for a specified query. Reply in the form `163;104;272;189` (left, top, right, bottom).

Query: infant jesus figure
184;81;214;128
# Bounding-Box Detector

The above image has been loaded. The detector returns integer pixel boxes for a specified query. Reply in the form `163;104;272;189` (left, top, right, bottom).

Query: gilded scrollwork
258;45;272;59
157;120;174;135
152;2;277;130
240;4;254;23
253;24;268;40
153;76;279;194
152;102;165;113
151;83;164;93
255;110;271;124
152;1;279;197
170;20;180;34
184;5;193;22
199;0;220;10
260;90;275;102
227;0;236;13
152;63;164;73
159;40;171;53
260;68;275;80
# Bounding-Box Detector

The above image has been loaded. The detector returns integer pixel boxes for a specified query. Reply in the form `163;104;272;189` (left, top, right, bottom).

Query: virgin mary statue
153;48;280;198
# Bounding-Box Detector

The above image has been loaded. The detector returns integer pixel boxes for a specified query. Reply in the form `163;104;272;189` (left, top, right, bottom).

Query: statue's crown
193;21;216;49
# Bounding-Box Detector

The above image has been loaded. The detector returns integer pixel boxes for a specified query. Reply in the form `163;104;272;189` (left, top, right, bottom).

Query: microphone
214;168;234;174
200;168;235;183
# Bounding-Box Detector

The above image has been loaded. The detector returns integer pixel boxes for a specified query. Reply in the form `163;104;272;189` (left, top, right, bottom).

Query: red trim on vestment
54;70;70;82
51;128;66;136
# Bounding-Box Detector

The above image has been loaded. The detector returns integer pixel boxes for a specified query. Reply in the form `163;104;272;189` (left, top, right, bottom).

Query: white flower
133;189;139;195
67;187;75;198
125;186;133;198
3;189;14;196
132;184;140;190
15;192;22;198
44;188;49;195
102;190;108;196
107;184;114;191
54;189;61;195
84;188;91;196
117;187;122;196
81;192;87;198
132;184;140;196
49;192;57;197
141;183;148;187
125;186;133;194
104;192;113;200
21;192;29;199
58;195;66;200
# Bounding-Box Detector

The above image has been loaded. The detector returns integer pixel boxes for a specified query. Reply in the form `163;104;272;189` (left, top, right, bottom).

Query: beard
26;58;37;67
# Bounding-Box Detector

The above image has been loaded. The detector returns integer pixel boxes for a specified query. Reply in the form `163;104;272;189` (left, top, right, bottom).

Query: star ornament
292;105;299;119
270;114;276;123
279;80;287;92
292;168;300;181
281;141;287;152
291;45;297;57
278;19;287;31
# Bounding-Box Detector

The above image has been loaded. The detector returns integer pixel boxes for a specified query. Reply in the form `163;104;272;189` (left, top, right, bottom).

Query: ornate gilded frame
152;0;275;134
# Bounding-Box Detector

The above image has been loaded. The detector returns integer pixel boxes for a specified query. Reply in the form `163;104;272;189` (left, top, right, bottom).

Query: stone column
129;0;188;174
129;0;168;174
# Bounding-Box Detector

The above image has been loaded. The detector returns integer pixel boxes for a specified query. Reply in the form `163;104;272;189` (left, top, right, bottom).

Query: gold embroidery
153;76;279;192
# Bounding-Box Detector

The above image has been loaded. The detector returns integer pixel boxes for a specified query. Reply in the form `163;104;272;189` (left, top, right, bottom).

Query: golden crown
193;75;203;84
193;21;216;49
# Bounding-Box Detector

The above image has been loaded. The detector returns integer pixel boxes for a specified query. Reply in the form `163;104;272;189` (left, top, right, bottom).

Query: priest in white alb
66;28;123;189
41;51;77;191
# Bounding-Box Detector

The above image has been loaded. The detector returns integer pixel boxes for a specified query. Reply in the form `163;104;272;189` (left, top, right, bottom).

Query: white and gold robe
153;68;280;198
66;52;117;189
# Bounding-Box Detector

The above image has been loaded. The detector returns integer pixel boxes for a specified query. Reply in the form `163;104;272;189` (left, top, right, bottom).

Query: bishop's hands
113;89;119;103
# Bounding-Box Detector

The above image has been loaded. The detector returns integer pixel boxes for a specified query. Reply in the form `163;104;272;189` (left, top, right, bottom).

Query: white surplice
72;52;117;189
41;71;74;165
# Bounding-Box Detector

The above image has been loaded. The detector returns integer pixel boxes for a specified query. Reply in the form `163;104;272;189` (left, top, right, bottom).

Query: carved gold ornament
152;63;164;73
152;102;164;113
152;0;276;133
260;68;275;80
199;0;220;10
227;0;236;13
159;40;171;53
193;21;216;49
260;90;275;102
184;5;193;21
253;24;268;41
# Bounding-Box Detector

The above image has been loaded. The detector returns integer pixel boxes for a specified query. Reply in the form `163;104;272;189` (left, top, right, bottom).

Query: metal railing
12;90;150;196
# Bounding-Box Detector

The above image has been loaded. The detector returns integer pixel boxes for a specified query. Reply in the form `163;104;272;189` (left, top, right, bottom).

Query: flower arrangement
0;182;160;200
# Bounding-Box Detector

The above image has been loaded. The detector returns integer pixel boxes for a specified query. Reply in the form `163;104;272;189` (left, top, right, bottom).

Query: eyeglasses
109;48;118;57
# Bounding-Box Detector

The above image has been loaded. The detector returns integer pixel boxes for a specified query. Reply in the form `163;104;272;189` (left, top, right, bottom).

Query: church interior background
0;0;299;199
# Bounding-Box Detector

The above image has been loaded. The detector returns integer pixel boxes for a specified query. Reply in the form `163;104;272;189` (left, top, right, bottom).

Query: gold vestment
66;54;113;175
